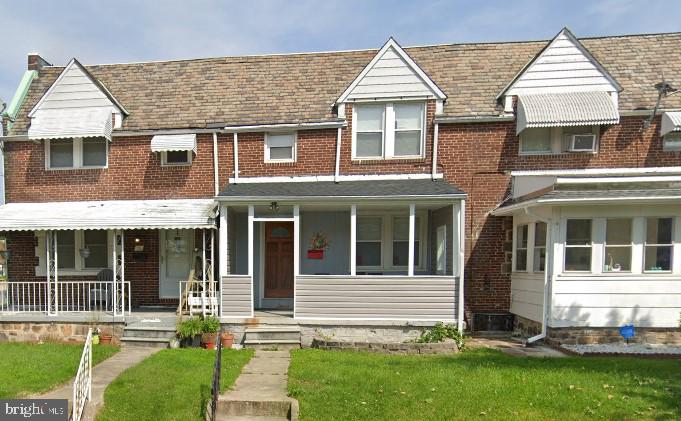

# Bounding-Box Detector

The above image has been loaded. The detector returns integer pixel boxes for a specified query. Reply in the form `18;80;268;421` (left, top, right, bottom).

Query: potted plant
92;327;101;345
220;330;234;349
201;316;221;349
100;329;113;345
307;231;329;259
177;317;203;347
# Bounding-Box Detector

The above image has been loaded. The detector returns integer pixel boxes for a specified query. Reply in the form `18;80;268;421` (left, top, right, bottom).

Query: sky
1;0;680;106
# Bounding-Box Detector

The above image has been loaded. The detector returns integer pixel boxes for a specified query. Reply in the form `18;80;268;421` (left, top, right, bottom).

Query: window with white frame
564;219;592;271
533;222;547;272
265;133;296;162
644;217;673;272
47;137;108;169
356;214;426;271
519;126;598;155
663;132;681;151
604;218;632;272
392;216;421;267
515;224;528;271
161;150;192;166
356;216;383;268
353;102;425;159
52;230;109;272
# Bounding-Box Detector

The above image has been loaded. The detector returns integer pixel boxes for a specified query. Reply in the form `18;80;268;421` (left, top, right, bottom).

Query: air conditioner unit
568;133;596;152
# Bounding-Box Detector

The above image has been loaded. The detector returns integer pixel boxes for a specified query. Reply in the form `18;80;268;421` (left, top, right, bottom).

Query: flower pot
307;249;324;259
169;338;180;349
192;334;201;348
220;332;234;349
100;334;113;345
92;334;100;345
202;333;217;350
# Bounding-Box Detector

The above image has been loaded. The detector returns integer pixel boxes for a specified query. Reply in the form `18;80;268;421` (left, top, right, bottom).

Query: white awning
516;91;619;134
28;108;113;140
660;111;681;136
151;134;197;153
0;199;217;231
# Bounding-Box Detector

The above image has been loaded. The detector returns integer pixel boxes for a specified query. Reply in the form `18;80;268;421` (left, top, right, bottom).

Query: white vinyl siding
353;102;425;159
46;137;108;169
265;133;297;162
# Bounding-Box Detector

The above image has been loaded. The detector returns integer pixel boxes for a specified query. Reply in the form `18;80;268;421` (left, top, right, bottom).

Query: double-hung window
604;219;632;272
353;102;425;159
265;133;296;162
47;137;107;169
392;216;421;267
533;222;547;272
356;217;383;268
644;217;673;272
564;219;592;271
50;230;109;273
515;225;528;271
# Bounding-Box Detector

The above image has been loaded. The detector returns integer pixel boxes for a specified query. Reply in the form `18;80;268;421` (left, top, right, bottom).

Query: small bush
202;316;221;334
417;322;465;349
177;317;203;340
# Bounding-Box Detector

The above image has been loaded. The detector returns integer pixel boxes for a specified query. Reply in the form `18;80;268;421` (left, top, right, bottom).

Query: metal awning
28;108;114;140
516;91;620;134
660;111;681;136
151;134;197;153
0;199;217;231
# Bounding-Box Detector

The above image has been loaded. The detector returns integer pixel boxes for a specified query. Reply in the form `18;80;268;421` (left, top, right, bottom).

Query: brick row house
0;28;680;345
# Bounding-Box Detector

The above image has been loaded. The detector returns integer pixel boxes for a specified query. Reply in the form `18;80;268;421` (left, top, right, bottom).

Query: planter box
307;249;324;259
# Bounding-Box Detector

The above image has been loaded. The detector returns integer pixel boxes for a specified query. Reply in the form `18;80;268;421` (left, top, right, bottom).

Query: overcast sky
1;0;680;106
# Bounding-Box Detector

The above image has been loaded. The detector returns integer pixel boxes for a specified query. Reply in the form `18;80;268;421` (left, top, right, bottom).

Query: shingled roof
8;31;681;135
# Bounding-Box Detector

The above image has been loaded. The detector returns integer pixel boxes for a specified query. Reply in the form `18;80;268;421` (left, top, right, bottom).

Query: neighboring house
0;28;679;345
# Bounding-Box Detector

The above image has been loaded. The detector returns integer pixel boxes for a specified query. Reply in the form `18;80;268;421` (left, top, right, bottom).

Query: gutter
434;115;514;124
523;207;552;345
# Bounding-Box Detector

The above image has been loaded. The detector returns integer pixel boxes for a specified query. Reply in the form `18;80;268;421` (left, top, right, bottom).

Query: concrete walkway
468;336;566;358
216;350;298;420
38;346;160;420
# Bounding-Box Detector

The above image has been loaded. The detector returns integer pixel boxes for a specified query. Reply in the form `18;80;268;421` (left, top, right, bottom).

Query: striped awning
0;199;217;231
151;134;197;153
28;108;113;140
516;91;619;134
660;111;681;136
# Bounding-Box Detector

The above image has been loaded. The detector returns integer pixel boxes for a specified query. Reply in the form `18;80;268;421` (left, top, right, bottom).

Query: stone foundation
513;315;542;338
311;338;459;355
547;327;681;346
0;322;124;344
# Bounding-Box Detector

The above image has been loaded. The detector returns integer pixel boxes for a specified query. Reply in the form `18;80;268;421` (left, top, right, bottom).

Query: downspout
0;100;6;205
334;127;342;183
431;122;439;180
213;133;219;195
232;132;239;183
524;207;552;345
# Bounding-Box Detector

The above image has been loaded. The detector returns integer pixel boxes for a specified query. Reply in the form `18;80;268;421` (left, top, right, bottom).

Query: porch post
201;229;207;317
455;200;466;332
350;204;357;276
112;230;124;317
408;204;416;277
210;229;216;315
219;205;228;318
293;205;300;318
46;230;58;316
247;205;254;317
111;230;117;316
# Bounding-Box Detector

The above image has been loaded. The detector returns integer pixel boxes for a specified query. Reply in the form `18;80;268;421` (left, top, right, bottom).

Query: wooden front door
264;222;294;298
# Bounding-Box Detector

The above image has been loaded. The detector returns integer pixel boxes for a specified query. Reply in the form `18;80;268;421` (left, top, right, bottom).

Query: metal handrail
73;328;93;421
210;337;222;421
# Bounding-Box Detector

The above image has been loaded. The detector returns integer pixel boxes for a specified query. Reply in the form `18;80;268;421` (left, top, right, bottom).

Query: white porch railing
0;281;131;315
72;328;92;421
179;280;219;316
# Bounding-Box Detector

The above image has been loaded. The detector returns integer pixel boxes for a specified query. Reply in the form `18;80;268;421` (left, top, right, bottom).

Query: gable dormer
335;38;446;116
28;58;127;141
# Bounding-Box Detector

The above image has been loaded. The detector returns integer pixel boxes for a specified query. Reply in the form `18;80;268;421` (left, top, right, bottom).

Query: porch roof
0;199;217;231
217;179;466;201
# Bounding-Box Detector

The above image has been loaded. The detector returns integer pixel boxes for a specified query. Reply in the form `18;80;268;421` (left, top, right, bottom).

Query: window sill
518;151;596;157
264;160;296;165
46;166;108;171
161;163;192;167
351;156;426;164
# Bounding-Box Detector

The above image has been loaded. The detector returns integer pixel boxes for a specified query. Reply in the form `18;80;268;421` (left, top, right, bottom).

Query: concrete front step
121;336;170;348
243;339;301;350
123;327;177;339
217;399;296;418
244;327;301;342
223;416;288;421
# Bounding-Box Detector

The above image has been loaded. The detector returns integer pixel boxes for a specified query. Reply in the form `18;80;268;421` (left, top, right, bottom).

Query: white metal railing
73;328;92;421
0;281;131;315
179;280;219;316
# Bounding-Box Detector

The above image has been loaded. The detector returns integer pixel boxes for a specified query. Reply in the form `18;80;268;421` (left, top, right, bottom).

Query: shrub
202;316;221;334
177;317;203;340
417;322;465;349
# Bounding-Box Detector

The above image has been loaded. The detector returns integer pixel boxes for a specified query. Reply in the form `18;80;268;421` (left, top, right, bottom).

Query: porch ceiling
217;179;466;202
0;199;217;231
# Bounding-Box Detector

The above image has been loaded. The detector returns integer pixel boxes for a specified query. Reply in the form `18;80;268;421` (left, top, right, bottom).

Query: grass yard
289;348;681;420
96;348;253;421
0;342;119;398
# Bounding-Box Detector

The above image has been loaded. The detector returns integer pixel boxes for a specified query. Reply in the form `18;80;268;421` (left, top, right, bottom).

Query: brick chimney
27;53;51;71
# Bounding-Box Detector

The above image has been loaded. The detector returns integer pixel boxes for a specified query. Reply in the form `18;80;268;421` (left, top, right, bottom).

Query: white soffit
660;111;681;136
28;108;113;140
516;91;619;134
0;199;217;231
151;133;197;153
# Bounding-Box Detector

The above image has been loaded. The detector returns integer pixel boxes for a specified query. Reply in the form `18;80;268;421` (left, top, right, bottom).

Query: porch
217;178;467;330
0;199;219;319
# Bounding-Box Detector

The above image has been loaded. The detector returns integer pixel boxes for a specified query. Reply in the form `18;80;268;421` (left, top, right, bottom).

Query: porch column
293;205;300;318
247;205;254;317
201;229;207;316
112;230;125;317
218;204;228;318
454;200;466;332
210;229;216;315
408;204;416;276
46;231;58;316
350;204;357;276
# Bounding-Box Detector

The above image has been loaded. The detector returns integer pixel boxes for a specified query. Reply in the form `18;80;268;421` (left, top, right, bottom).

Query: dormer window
46;137;108;169
353;102;425;160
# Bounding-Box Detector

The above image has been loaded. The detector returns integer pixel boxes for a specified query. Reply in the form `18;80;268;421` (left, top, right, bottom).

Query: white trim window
356;216;383;268
564;219;592;272
52;230;111;273
604;218;632;272
265;133;296;162
353;102;425;159
392;216;421;267
519;126;598;156
533;222;547;272
663;132;681;151
514;224;528;271
161;150;192;166
46;137;108;169
644;217;673;272
356;213;427;272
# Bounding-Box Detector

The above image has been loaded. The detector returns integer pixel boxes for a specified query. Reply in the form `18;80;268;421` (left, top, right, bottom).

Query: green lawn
289;348;681;420
0;342;119;398
96;348;253;421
